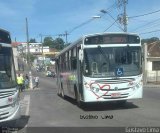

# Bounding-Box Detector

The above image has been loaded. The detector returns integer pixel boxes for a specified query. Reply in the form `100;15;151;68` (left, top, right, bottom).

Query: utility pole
26;17;30;67
26;17;33;89
59;31;69;44
117;0;128;32
40;34;45;66
64;31;69;44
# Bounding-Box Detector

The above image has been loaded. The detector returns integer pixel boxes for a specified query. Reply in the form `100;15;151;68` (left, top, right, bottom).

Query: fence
144;70;160;84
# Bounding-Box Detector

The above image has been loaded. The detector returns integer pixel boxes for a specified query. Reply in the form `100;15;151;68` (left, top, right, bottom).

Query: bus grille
101;87;130;91
96;78;134;84
102;93;129;99
0;90;17;99
0;112;9;120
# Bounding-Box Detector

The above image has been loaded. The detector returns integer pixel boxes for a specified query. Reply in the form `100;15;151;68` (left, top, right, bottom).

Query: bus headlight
9;97;19;107
8;97;13;103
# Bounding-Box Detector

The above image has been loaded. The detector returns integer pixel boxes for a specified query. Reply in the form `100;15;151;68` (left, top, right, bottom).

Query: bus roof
83;32;139;38
56;37;83;58
0;28;10;34
56;32;140;58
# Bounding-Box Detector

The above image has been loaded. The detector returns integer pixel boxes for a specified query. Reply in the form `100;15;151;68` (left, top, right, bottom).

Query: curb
144;85;160;88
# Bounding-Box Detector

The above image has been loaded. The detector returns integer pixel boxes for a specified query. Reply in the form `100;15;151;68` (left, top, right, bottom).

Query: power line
132;17;160;32
139;29;160;35
128;9;160;18
39;32;69;44
140;22;160;32
104;1;117;12
104;20;118;32
68;18;93;34
100;9;124;31
38;2;119;42
68;2;118;34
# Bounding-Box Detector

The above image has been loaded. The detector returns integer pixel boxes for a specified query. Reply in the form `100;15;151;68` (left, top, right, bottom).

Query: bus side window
71;57;77;70
71;48;77;70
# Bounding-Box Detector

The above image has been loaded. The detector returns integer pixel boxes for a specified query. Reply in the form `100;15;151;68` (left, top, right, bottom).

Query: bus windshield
83;46;142;77
0;30;11;44
0;47;17;89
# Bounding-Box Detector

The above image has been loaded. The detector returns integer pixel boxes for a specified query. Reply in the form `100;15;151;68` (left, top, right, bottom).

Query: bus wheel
75;88;82;107
57;87;61;96
61;83;65;99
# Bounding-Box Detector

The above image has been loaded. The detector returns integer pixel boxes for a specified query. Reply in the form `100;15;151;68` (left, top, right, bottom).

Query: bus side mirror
79;49;83;61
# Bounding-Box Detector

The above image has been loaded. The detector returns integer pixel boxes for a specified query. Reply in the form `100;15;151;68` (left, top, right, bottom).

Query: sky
1;0;160;43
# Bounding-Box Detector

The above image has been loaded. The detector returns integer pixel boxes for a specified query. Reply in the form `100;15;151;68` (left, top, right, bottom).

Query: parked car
46;71;56;77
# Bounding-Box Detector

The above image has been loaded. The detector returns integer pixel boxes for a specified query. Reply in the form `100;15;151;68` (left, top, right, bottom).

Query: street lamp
92;15;101;19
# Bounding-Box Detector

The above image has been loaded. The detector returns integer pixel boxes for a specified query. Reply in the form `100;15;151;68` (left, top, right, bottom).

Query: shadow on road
82;102;139;111
17;115;30;128
0;115;30;130
62;95;139;111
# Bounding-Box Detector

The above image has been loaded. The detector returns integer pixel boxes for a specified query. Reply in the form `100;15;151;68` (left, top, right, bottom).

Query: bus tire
61;83;65;99
74;87;82;107
57;87;61;96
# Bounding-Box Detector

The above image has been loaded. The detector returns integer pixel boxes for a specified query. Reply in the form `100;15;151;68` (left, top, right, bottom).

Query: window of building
152;61;160;70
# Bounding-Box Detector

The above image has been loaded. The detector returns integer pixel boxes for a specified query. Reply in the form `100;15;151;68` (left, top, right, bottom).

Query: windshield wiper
97;45;109;63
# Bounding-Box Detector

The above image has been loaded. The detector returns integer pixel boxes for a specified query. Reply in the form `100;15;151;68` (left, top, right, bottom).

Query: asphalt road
1;70;160;133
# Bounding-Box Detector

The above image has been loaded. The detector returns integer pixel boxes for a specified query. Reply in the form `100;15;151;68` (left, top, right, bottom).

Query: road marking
21;95;30;128
24;95;30;116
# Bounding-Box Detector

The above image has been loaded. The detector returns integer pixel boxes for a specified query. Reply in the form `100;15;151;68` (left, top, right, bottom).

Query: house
12;42;59;69
144;41;160;83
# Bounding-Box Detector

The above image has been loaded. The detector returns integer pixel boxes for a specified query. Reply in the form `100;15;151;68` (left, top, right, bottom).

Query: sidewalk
17;61;34;90
143;83;160;88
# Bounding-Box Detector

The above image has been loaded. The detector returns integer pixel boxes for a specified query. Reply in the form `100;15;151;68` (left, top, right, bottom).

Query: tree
43;37;54;47
141;37;159;44
23;53;36;64
43;37;65;50
65;42;71;47
29;38;37;43
54;38;65;50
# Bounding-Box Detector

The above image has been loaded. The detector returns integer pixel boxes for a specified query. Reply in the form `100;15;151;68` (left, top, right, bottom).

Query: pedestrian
24;74;29;89
17;73;24;92
33;76;39;89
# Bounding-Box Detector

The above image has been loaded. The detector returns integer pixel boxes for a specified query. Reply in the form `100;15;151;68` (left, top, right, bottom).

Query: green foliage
43;37;53;47
23;53;36;63
141;37;159;44
65;43;71;47
29;38;37;43
43;37;65;50
29;53;36;62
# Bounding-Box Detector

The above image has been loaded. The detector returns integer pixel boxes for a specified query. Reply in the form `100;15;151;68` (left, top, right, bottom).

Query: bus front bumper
0;104;21;123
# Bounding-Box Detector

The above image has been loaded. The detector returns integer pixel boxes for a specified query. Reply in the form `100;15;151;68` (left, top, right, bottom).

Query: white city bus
0;28;20;122
56;32;143;106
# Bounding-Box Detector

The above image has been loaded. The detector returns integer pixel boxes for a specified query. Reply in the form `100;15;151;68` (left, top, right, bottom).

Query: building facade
144;41;160;84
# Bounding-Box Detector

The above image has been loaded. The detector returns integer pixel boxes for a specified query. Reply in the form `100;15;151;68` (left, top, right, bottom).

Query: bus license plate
111;93;121;97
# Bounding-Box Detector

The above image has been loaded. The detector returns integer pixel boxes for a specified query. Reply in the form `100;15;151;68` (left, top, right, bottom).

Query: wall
12;47;19;71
